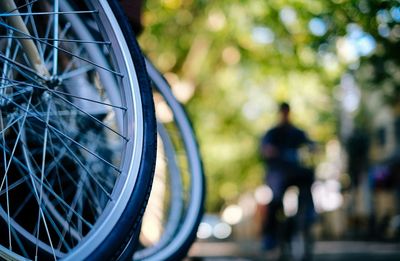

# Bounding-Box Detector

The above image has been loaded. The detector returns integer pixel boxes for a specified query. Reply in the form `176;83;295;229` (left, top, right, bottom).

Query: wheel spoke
48;128;114;199
0;114;25;140
0;51;46;81
0;175;28;197
1;77;127;110
0;94;113;216
50;89;128;141
6;0;40;15
1;30;14;93
0;94;32;194
60;65;94;80
17;128;57;261
20;146;95;230
0;20;123;77
0;91;121;173
35;96;52;258
0;11;97;18
52;0;59;76
26;2;45;64
0;115;12;250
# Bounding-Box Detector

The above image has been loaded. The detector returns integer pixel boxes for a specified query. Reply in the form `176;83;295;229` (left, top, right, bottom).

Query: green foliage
139;0;400;211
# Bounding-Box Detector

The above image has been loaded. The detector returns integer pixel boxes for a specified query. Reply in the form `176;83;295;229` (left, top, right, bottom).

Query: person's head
278;102;290;123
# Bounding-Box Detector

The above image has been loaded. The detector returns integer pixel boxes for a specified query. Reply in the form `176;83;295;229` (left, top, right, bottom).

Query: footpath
186;240;400;261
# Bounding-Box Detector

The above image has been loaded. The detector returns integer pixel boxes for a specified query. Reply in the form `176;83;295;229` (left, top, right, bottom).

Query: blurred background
137;0;400;258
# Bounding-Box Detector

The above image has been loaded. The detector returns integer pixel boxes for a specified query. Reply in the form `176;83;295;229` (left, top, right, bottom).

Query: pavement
186;240;400;261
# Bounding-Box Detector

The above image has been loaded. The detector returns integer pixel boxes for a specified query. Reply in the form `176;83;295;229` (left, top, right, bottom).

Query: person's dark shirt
261;123;310;167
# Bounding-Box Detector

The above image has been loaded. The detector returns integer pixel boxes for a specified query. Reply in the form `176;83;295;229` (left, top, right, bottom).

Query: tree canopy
139;0;400;211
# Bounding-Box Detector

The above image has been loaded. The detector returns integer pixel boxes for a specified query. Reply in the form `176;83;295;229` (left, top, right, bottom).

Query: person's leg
285;166;315;260
296;167;315;228
263;170;286;250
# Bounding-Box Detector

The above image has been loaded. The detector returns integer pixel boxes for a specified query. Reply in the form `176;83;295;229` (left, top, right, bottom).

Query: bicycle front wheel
0;0;156;260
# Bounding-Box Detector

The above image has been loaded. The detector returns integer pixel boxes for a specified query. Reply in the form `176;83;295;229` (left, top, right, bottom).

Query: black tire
83;1;157;260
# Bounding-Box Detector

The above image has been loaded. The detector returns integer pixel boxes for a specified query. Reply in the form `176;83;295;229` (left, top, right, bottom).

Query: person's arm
301;130;317;153
261;144;279;159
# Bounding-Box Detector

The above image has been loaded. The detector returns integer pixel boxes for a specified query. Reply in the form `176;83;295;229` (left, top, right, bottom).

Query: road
186;240;400;261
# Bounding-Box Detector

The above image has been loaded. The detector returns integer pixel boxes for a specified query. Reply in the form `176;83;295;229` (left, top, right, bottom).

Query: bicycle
0;0;156;259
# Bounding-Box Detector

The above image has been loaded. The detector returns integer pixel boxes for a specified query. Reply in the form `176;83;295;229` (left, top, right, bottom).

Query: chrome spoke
52;0;59;76
21;153;95;230
48;128;114;199
7;0;40;14
0;94;114;203
0;11;97;18
49;90;127;141
35;95;52;259
0;92;121;174
0;94;32;194
26;2;45;63
0;20;122;77
1;77;126;110
0;51;46;81
0;36;111;45
0;114;12;250
0;114;25;141
59;65;94;80
0;176;28;197
18;123;56;261
1;30;14;94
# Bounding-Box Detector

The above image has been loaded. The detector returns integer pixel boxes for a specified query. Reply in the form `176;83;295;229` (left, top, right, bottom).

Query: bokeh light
221;205;243;225
309;18;327;36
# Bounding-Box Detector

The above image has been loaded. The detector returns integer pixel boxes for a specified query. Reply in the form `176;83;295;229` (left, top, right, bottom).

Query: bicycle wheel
0;0;156;260
133;58;205;261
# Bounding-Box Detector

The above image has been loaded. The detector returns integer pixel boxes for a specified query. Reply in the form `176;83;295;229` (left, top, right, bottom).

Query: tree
139;0;400;211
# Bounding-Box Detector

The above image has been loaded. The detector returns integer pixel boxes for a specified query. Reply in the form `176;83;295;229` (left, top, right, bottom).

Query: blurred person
259;102;315;252
346;128;370;189
345;128;371;238
386;154;400;239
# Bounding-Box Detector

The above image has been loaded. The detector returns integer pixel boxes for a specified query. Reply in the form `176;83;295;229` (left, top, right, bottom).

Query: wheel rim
134;58;204;260
0;1;144;259
136;121;184;253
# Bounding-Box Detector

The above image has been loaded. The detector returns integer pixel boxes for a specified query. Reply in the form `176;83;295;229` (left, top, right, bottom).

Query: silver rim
135;121;183;259
134;58;203;260
0;0;144;259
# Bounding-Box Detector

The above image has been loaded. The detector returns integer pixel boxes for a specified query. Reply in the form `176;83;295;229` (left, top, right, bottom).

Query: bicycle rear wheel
0;0;156;260
133;58;205;261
